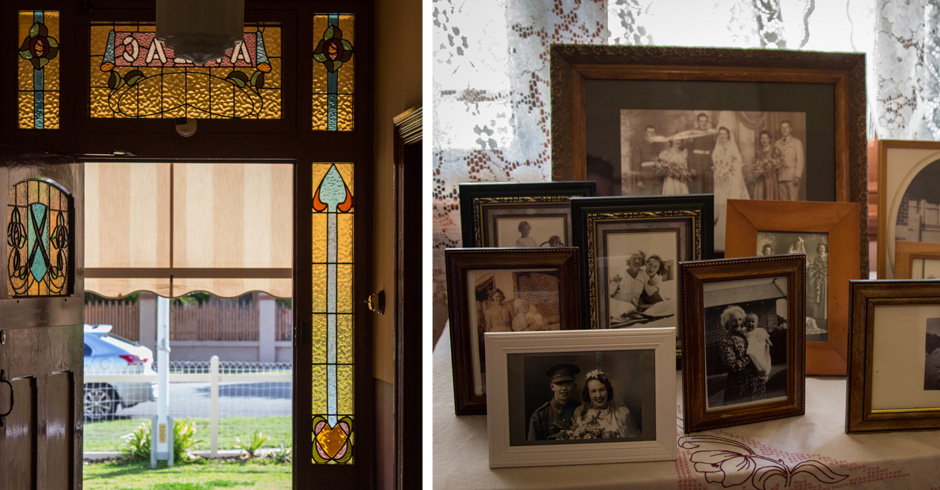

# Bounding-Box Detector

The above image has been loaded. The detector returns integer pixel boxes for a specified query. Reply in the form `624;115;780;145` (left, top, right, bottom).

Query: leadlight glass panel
89;23;281;119
7;179;72;297
311;162;355;464
17;10;60;129
312;14;355;131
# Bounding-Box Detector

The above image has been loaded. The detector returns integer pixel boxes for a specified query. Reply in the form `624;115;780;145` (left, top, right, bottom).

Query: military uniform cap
545;363;579;383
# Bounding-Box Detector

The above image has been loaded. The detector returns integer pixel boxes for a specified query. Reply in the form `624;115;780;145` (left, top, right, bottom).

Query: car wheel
83;384;119;419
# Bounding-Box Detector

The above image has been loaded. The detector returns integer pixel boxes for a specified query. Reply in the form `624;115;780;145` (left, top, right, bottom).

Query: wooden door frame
2;1;377;487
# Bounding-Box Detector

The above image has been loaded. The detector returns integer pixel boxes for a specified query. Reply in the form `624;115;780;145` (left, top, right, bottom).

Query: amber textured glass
17;10;61;129
312;14;355;131
89;23;281;119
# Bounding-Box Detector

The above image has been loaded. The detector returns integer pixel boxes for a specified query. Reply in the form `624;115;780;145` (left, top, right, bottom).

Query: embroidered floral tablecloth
434;326;940;489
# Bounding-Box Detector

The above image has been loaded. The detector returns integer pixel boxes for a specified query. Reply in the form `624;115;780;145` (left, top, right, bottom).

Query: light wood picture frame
550;44;868;260
445;247;581;415
895;241;940;279
847;280;940;432
874;139;940;279
484;328;676;467
725;199;860;375
680;255;806;433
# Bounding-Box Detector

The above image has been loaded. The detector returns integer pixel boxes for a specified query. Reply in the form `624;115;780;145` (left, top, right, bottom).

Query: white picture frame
484;328;676;468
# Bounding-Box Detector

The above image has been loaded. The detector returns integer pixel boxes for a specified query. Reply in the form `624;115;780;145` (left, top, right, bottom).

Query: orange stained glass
89;23;281;119
7;180;72;297
17;10;60;129
312;14;355;131
311;162;355;464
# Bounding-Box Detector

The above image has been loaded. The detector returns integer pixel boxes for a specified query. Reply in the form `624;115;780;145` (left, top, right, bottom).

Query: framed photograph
484;328;676;467
894;241;940;279
847;280;940;432
550;45;868;259
680;255;805;433
724;199;860;375
875;140;940;279
445;247;581;415
571;194;713;357
458;181;596;248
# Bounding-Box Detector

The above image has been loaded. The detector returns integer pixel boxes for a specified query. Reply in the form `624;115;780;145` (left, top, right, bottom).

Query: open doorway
82;162;294;486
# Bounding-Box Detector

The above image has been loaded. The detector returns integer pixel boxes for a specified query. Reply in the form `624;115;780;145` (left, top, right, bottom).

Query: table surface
433;327;940;489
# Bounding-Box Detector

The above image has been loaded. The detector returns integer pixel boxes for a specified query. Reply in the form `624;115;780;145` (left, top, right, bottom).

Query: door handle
0;369;12;428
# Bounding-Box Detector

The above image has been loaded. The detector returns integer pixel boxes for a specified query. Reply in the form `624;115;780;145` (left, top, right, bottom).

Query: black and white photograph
757;231;829;342
925;318;940;391
484;328;676;467
703;276;789;411
601;229;678;329
619;109;806;249
895;157;940;247
468;268;562;396
494;215;568;248
504;349;655;447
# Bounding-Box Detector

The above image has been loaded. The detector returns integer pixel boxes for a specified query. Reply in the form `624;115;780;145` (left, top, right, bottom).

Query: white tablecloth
433;327;940;489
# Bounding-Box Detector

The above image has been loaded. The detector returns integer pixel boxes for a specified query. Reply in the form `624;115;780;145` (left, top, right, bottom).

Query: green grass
83;458;291;490
84;417;292;453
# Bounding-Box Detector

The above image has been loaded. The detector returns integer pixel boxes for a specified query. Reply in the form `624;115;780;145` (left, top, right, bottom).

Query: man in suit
688;113;717;194
774;120;804;200
527;363;580;440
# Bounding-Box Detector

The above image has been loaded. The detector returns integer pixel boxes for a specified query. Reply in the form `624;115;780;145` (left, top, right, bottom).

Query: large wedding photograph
620;109;806;248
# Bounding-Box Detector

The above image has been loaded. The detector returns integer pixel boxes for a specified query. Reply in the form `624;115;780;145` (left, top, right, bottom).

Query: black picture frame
458;181;596;248
570;194;713;359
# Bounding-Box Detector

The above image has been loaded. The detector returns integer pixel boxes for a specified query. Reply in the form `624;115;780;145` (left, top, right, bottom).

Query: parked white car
83;324;157;419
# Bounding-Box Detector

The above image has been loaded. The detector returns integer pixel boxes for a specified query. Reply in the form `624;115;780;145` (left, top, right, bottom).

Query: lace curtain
432;0;940;341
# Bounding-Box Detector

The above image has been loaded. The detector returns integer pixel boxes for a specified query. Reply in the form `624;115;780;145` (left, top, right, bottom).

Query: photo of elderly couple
506;350;656;446
703;276;790;410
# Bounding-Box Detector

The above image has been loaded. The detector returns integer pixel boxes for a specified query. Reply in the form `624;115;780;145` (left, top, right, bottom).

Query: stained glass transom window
312;14;355;131
7;179;72;297
311;162;354;464
89;22;281;119
17;10;60;129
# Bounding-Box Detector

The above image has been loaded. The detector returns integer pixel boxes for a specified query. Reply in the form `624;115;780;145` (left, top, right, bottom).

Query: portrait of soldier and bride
702;277;790;410
506;351;657;446
619;109;807;249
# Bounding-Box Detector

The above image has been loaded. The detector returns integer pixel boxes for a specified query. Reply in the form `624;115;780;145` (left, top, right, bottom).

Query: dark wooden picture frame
725;199;860;375
874;140;940;279
550;45;868;265
894;241;940;279
571;194;713;359
445;247;581;415
847;280;940;432
680;255;806;433
458;181;596;248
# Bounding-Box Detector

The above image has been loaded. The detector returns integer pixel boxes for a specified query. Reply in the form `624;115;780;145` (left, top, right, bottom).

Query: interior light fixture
155;0;244;64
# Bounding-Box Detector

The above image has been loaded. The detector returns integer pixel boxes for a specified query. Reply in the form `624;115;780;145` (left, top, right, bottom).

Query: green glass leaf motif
29;22;40;38
313;52;327;63
18;50;33;60
332;60;343;71
250;71;265;89
36;57;50;69
108;71;123;90
47;37;58;49
341;40;353;51
226;71;249;88
123;69;144;87
323;26;335;41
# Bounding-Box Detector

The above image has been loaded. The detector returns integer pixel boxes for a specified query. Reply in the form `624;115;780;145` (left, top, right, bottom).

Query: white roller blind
85;162;292;298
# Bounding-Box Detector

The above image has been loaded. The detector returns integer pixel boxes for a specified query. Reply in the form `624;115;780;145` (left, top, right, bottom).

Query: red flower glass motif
313;25;353;73
18;22;59;70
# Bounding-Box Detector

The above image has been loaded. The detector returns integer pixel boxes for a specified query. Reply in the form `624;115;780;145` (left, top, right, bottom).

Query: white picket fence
83;356;291;458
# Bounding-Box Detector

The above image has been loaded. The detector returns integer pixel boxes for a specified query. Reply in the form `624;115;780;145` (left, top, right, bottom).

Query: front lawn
83;459;291;490
84;416;292;452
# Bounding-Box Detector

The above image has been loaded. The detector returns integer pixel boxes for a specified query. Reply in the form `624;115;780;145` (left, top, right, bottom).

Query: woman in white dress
659;138;690;195
712;126;751;234
570;369;640;439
